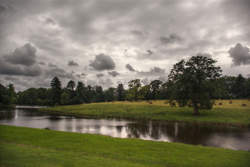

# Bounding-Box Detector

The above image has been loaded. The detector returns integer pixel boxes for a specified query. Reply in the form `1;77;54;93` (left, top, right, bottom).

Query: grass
0;125;250;167
41;100;250;127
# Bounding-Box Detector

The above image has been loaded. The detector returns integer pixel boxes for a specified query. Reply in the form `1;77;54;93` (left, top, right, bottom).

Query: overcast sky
0;0;250;91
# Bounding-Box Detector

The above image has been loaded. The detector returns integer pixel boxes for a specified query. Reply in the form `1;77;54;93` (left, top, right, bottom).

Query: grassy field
0;125;249;167
41;100;250;127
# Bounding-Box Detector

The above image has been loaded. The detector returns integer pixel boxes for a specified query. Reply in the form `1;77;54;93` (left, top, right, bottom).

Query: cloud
96;73;104;78
137;67;166;76
3;43;37;66
45;66;75;79
108;71;119;77
160;34;182;45
0;60;41;76
89;54;115;71
126;64;136;72
229;43;250;65
68;60;79;66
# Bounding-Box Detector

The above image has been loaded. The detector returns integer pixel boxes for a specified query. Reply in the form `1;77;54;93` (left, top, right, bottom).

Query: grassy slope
42;100;250;126
0;125;250;167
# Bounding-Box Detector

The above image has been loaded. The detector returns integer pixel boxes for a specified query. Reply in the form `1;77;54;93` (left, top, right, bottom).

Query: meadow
42;99;250;127
0;125;250;167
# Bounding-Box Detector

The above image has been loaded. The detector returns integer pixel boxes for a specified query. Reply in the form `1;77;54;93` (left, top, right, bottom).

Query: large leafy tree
50;77;62;105
168;56;222;115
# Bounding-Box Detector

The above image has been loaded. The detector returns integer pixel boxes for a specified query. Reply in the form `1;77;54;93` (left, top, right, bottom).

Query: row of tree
1;73;249;106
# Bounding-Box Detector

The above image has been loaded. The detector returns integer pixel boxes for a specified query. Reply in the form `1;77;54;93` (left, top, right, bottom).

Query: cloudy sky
0;0;250;91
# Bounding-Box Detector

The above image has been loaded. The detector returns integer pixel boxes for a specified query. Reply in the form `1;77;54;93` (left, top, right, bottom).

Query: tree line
1;73;249;106
1;56;250;108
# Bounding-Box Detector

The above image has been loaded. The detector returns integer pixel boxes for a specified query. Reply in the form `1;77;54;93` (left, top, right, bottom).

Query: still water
0;108;250;151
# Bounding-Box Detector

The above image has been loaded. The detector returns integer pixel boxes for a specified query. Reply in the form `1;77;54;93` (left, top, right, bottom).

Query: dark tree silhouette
50;77;62;105
117;83;125;101
150;80;162;99
168;56;222;115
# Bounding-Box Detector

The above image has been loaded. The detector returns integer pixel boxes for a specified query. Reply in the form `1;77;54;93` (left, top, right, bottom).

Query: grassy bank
41;100;250;127
0;125;249;167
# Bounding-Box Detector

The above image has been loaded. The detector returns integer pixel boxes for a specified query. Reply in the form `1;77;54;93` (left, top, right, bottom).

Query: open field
0;125;249;167
41;100;250;127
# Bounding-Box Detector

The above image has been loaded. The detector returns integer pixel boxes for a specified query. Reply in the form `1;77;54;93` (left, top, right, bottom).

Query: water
0;108;250;151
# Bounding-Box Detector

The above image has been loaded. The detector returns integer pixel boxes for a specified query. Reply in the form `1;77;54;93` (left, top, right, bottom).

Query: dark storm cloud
126;64;136;72
89;54;115;71
160;34;182;45
229;43;250;65
108;71;119;77
0;60;41;77
68;60;79;66
4;43;37;66
96;73;104;78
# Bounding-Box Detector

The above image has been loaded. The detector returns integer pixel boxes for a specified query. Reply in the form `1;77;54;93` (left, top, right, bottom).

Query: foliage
168;56;222;115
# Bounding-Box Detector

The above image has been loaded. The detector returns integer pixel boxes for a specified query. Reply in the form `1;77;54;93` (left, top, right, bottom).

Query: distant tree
127;79;141;101
66;80;76;91
168;56;222;115
50;77;62;105
117;84;125;101
104;88;116;102
150;80;162;99
61;91;71;105
95;86;105;102
76;82;87;103
232;74;246;98
139;85;151;100
0;83;12;105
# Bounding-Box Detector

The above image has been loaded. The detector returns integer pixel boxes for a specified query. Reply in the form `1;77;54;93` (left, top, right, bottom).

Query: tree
66;80;76;91
232;74;246;98
95;86;105;102
50;77;62;105
104;88;116;102
117;84;125;101
76;81;87;103
168;56;222;115
127;79;141;101
149;80;162;99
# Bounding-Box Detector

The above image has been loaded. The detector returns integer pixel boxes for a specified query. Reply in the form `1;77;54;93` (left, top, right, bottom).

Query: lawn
0;125;249;167
41;99;250;127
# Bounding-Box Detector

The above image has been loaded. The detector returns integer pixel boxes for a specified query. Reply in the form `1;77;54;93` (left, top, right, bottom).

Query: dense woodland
0;74;250;106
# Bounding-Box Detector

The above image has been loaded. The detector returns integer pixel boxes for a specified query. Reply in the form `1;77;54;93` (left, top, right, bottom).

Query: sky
0;0;250;91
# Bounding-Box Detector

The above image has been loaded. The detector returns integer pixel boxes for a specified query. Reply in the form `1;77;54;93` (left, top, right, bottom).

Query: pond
0;108;250;151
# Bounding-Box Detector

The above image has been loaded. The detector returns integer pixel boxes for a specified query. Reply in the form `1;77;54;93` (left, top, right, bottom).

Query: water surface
0;108;249;151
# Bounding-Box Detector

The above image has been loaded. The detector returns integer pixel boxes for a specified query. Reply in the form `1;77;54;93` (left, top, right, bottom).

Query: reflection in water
0;108;250;151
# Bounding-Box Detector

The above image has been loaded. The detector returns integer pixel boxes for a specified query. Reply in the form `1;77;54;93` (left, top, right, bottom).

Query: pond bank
1;125;250;167
40;101;250;127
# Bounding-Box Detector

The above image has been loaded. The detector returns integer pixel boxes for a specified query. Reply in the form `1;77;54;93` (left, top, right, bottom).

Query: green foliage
168;56;222;115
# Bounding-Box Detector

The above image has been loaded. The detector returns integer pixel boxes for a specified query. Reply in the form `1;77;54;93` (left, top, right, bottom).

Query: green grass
0;125;249;167
41;100;250;127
